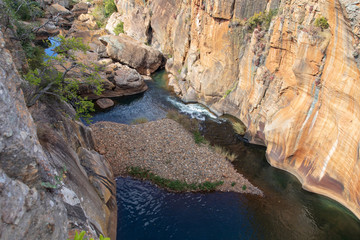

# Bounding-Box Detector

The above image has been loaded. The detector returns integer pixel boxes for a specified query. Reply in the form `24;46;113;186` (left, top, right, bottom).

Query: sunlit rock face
115;0;360;219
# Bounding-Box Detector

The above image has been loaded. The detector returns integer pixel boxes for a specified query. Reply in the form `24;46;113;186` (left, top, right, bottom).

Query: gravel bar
91;119;263;195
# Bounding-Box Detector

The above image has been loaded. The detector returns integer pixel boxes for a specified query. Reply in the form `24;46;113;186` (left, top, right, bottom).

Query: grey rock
100;34;165;75
96;98;115;109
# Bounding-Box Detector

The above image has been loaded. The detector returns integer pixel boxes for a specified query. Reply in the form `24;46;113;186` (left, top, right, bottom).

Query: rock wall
115;0;360;219
0;27;116;239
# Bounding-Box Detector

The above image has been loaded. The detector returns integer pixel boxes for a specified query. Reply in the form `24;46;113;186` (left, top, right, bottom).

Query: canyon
111;0;360;219
1;0;360;239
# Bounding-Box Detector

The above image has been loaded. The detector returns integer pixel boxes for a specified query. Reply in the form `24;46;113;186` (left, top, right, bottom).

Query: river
91;70;360;240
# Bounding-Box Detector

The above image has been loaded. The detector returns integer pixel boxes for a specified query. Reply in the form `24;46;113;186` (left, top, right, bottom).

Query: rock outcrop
0;27;117;240
116;0;360;219
100;34;165;75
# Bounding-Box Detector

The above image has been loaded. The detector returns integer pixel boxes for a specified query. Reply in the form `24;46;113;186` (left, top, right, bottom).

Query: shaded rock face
0;29;117;239
117;0;360;219
100;34;165;75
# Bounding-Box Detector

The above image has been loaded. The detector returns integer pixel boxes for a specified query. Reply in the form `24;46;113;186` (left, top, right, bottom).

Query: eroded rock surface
100;34;165;75
0;27;117;239
116;0;360;219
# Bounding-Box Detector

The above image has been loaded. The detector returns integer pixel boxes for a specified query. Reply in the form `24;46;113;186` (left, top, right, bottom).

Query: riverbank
91;119;262;195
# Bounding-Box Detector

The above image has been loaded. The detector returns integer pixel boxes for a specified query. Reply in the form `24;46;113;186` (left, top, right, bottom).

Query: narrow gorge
1;0;360;239
110;0;360;220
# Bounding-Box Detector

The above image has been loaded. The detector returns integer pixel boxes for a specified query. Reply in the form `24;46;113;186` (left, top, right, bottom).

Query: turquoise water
91;71;360;240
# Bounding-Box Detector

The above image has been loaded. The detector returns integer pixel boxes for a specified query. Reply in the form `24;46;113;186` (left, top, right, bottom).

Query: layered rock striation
0;26;117;239
115;0;360;219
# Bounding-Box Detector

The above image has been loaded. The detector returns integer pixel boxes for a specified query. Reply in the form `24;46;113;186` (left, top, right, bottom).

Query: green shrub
128;167;223;192
68;230;110;240
314;16;329;30
3;0;43;21
242;185;247;191
92;3;107;28
247;9;278;31
231;182;236;187
104;0;117;17
113;21;124;35
193;131;207;144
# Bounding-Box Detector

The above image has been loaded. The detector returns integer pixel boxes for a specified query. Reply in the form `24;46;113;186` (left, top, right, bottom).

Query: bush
92;3;107;28
247;9;278;31
193;131;207;144
113;21;124;35
213;145;238;162
128;166;223;192
68;230;110;240
314;16;329;30
104;0;117;17
231;121;246;135
3;0;43;21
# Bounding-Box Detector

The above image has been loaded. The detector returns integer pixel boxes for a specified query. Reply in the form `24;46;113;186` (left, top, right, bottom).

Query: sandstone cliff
0;27;117;240
114;0;360;219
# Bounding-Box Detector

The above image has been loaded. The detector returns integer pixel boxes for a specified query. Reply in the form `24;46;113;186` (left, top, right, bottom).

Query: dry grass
166;110;198;132
213;145;238;162
231;121;246;135
131;117;149;125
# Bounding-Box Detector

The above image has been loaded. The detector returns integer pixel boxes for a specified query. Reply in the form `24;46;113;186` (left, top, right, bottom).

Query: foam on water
166;96;217;121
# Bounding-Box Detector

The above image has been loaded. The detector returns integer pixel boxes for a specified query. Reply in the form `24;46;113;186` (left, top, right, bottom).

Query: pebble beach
91;119;262;195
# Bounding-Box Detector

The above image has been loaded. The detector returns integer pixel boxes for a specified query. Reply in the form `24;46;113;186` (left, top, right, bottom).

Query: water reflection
91;70;360;240
117;177;262;240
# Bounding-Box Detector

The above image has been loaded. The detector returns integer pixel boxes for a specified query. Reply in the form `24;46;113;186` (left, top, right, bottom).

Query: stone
34;18;60;41
113;64;145;89
71;2;88;17
99;34;165;75
96;98;115;109
46;3;72;16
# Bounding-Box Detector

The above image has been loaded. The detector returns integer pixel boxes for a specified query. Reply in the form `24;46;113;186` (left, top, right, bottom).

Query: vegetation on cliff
0;0;45;69
314;16;330;30
24;35;104;121
247;9;278;31
91;0;117;28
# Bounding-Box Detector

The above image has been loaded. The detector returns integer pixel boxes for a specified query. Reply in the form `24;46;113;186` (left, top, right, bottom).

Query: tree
24;35;104;122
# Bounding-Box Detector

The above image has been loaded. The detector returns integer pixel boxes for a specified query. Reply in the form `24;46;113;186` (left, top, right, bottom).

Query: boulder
113;64;144;89
99;34;165;75
34;18;60;41
71;2;89;17
82;63;148;100
96;98;115;109
46;3;72;16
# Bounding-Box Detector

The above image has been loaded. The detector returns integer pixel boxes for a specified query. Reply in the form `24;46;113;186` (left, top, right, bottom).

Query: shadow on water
91;70;360;240
202;118;360;240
